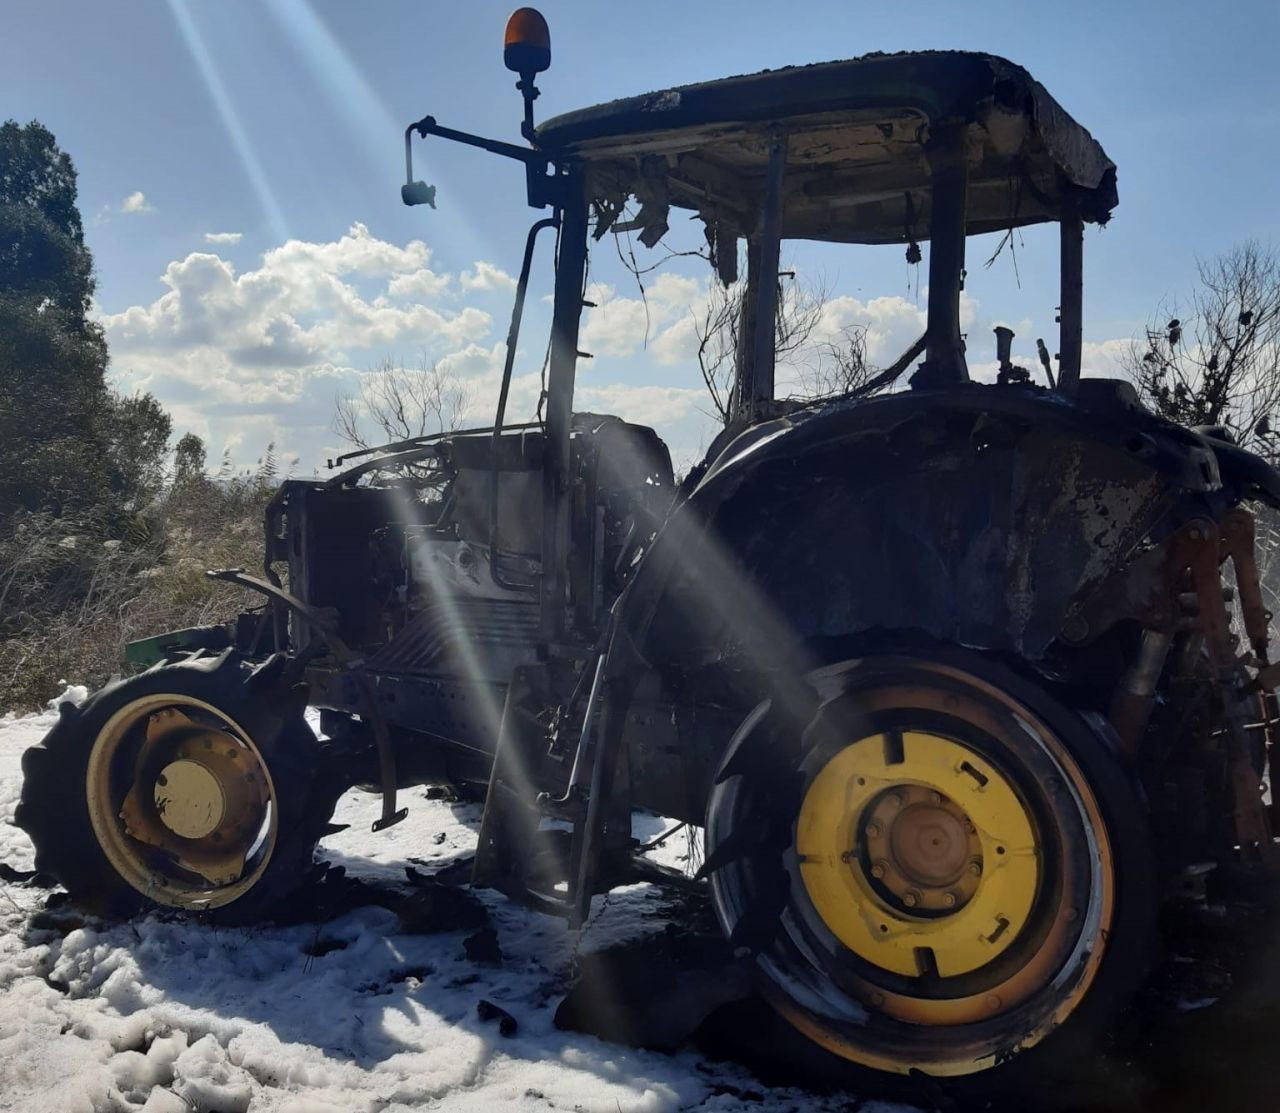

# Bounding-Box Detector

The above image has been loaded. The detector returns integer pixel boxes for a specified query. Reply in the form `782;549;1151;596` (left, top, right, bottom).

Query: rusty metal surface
618;385;1216;685
1221;508;1271;661
537;51;1118;246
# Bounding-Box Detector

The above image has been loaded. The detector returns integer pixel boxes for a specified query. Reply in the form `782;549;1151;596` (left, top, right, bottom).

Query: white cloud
100;226;719;472
459;262;517;293
101;224;501;469
104;224;491;364
120;191;154;215
647;273;702;317
388;267;452;301
103;228;1140;481
578;274;707;363
203;231;243;245
813;293;931;366
576;382;705;426
1082;337;1132;379
650;314;699;367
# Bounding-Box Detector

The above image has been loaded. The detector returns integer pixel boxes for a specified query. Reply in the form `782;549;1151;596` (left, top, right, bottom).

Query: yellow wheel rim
85;694;279;911
710;661;1120;1076
797;730;1039;981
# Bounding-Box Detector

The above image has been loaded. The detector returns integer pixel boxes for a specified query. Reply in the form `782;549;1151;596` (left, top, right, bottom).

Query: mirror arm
403;117;566;211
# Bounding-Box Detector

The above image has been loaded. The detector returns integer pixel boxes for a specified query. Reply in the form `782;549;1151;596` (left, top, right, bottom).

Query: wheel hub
864;784;982;914
796;729;1039;980
155;759;226;839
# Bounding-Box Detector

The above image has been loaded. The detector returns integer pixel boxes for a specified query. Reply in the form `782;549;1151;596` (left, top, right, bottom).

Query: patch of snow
0;702;915;1113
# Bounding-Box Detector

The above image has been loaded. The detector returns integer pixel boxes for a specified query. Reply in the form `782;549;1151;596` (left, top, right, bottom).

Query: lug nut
887;792;903;810
903;889;920;908
986;994;1002;1011
865;821;882;838
943;891;958;908
968;860;983;876
929;790;942;805
870;861;887;880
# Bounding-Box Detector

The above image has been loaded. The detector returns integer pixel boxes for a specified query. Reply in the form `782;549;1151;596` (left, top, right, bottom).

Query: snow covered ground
0;692;915;1113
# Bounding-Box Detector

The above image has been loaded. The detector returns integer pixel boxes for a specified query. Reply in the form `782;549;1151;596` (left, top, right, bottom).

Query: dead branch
334;353;471;450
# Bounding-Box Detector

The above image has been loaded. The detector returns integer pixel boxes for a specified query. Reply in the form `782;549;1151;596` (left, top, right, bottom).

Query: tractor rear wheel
15;651;343;922
704;651;1155;1082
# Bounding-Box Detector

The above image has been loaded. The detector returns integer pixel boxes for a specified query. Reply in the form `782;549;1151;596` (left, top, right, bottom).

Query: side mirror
401;180;437;208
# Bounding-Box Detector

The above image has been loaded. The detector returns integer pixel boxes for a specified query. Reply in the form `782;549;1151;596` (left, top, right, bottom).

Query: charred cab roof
536;51;1117;247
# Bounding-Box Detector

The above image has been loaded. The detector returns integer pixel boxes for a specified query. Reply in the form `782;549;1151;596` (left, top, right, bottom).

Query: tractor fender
606;381;1229;691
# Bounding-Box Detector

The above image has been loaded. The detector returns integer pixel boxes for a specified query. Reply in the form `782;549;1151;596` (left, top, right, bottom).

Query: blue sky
5;0;1280;473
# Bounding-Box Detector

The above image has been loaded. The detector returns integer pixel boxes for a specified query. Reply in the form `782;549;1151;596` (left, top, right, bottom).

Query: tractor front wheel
15;651;343;922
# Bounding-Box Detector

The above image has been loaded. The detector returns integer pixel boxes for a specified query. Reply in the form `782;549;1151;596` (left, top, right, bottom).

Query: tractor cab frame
402;49;1117;655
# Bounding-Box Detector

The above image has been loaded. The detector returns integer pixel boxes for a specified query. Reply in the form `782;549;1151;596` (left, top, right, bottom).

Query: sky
4;0;1280;476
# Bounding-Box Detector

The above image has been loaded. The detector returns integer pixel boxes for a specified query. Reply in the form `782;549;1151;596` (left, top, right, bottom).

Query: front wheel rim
85;694;280;910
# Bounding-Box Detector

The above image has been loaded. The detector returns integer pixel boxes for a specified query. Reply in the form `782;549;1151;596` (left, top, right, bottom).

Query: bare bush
1128;241;1280;452
694;272;829;422
694;270;890;422
334;353;470;449
797;324;877;400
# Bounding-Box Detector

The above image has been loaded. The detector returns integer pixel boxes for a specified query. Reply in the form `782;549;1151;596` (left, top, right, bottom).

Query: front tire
15;651;342;922
704;651;1155;1082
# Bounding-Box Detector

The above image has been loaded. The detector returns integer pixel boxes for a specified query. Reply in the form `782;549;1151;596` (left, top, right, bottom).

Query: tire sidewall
17;652;326;922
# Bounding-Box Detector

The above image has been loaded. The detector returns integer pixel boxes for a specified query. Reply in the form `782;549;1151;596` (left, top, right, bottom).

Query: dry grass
0;472;277;711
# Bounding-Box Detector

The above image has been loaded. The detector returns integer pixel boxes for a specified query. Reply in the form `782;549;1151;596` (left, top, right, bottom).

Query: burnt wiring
606;201;712;353
903;191;923;301
984;173;1027;288
614;209;652;347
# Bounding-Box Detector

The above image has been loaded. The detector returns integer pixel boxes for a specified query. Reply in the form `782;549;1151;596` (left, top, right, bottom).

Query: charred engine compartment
260;414;673;776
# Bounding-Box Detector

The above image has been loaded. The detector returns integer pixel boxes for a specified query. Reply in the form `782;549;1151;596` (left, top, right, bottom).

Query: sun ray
261;0;507;264
166;0;290;244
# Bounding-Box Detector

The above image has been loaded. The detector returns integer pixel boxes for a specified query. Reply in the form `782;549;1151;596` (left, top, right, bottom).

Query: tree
693;268;887;424
104;392;172;507
173;433;208;485
0;119;94;315
0;120;169;519
1127;242;1280;630
333;353;470;450
1128;241;1280;453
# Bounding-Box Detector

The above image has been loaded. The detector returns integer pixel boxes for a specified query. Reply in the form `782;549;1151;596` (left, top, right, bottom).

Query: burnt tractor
18;9;1280;1087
